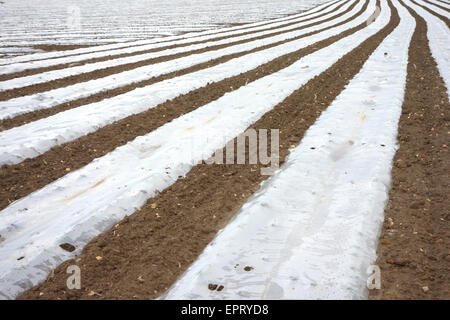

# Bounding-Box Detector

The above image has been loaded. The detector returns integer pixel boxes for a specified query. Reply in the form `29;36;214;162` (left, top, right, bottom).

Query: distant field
0;0;329;56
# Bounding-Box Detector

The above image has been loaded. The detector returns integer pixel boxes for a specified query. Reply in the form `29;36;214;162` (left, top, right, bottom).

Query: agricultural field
0;0;448;300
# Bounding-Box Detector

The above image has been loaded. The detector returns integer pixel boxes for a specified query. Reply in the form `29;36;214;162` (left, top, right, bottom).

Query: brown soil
32;44;96;52
0;0;371;212
18;0;399;300
0;0;362;131
369;1;450;300
0;0;349;85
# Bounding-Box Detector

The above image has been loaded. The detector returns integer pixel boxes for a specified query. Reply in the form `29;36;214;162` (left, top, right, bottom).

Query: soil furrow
369;0;449;300
32;44;98;52
18;0;399;300
0;0;356;99
0;0;372;212
0;0;366;131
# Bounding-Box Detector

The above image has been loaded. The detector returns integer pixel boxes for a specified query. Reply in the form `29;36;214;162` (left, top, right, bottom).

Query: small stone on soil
59;243;76;252
208;284;218;291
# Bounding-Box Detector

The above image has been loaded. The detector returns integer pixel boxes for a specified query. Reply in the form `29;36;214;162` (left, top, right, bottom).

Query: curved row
0;0;340;66
0;0;385;299
0;0;361;120
0;1;354;87
0;0;374;165
165;0;414;299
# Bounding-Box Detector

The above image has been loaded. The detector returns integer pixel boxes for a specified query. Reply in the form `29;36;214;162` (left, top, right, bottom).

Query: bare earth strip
0;0;372;211
369;1;449;300
18;0;399;300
